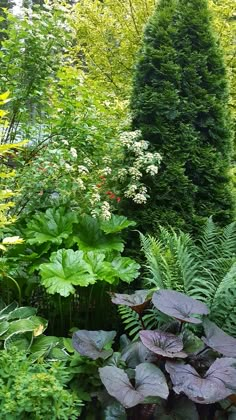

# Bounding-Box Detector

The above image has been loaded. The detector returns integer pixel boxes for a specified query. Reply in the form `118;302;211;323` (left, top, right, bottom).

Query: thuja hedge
128;0;234;233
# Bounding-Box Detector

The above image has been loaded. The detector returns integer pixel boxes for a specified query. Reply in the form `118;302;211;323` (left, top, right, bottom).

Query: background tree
129;0;234;233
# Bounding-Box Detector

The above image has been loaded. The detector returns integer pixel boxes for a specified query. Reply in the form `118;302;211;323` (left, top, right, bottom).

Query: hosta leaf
0;301;18;320
8;306;37;320
99;363;168;408
101;215;136;234
203;319;236;357
72;330;116;360
110;290;150;313
152;290;209;324
0;321;9;336
4;331;33;351
25;207;77;245
166;358;236;404
1;315;47;340
111;257;140;284
39;249;96;297
30;335;60;353
140;330;187;358
74;215;124;252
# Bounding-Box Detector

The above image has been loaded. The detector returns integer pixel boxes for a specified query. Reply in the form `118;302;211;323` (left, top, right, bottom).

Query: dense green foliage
0;347;82;419
130;0;234;233
140;218;236;336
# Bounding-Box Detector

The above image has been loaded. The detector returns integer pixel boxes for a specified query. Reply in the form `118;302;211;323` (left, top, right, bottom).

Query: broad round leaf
121;341;156;368
111;257;140;284
140;330;187;358
203;319;236;357
99;363;169;408
110;290;150;313
135;362;169;400
166;358;236;404
40;249;96;297
99;366;141;408
72;330;116;360
152;290;209;323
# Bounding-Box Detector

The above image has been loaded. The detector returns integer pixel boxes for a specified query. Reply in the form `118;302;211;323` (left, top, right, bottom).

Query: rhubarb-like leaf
140;330;187;358
75;215;124;252
99;363;168;408
110;290;150;313
72;330;116;360
152;290;209;324
40;249;96;297
111;257;140;284
166;358;236;404
101;215;136;234
25;207;77;245
203;319;236;357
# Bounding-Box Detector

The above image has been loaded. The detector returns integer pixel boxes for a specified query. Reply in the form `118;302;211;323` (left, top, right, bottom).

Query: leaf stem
6;275;21;305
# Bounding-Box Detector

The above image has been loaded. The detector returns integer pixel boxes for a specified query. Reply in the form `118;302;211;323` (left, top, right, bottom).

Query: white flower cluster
118;130;162;205
70;147;77;159
78;165;89;175
76;178;86;190
101;201;111;220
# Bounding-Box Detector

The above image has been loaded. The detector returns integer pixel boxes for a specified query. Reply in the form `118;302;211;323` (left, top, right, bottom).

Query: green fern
118;305;142;341
141;219;236;336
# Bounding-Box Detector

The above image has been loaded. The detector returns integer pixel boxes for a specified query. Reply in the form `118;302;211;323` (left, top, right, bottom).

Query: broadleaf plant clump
72;289;236;419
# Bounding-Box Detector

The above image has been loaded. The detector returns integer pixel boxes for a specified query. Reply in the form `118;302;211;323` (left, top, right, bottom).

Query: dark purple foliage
140;330;187;358
72;330;116;360
152;290;209;323
121;340;157;368
166;358;236;404
203;319;236;357
110;290;150;313
99;362;169;408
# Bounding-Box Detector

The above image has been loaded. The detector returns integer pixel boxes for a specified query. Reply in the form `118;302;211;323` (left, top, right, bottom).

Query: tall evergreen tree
129;0;234;233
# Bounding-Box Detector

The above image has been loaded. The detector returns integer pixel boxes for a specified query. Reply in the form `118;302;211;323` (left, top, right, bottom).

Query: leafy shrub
0;347;82;419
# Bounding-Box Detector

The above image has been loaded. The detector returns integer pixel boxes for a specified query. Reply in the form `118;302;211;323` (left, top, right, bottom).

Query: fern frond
118;306;142;341
210;263;236;337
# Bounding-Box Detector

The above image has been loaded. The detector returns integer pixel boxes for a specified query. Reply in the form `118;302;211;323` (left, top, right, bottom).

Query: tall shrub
130;0;234;233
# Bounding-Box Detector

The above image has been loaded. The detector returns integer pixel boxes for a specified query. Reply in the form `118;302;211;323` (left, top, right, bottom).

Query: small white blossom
61;139;69;146
70;147;77;159
146;165;159;176
77;178;86;190
78;165;89;174
124;184;138;198
102;156;112;165
117;168;127;181
129;167;142;180
133;193;147;204
101;201;111;220
64;163;72;171
101;167;112;176
91;193;101;203
83;157;93;167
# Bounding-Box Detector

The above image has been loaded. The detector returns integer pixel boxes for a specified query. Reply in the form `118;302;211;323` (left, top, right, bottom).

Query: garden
0;0;235;418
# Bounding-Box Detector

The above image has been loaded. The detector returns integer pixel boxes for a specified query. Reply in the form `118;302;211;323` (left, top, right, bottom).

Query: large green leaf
39;249;96;297
25;207;78;245
101;215;136;234
84;251;117;284
111;257;140;283
1;316;47;340
74;215;124;252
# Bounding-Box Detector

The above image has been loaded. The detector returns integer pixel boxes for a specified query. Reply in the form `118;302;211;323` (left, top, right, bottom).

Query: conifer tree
129;0;234;233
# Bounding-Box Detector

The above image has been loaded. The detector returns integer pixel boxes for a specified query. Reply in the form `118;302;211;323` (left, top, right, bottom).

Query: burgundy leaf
166;358;236;404
72;330;116;360
99;363;169;408
110;290;150;314
203;319;236;357
140;330;187;358
152;290;209;324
